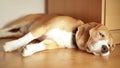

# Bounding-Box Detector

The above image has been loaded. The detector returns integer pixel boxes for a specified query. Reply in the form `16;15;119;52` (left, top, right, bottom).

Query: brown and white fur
0;14;115;56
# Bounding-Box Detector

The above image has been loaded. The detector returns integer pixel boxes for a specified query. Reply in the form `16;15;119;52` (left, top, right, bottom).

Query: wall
0;0;45;28
47;0;102;23
105;0;120;30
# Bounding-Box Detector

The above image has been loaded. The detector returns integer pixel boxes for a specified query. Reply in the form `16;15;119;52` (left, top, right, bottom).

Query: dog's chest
45;28;75;48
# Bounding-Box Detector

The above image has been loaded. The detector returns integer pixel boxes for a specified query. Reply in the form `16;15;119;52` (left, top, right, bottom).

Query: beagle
0;14;115;56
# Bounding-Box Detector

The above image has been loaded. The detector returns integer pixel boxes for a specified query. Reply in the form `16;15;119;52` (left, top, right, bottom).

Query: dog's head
76;22;115;56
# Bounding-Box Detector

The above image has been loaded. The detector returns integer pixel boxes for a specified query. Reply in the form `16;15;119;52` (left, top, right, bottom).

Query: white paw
3;40;21;52
22;45;35;57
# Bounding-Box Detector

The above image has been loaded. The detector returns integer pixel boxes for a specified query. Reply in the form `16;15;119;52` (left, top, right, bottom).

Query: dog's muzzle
87;40;110;56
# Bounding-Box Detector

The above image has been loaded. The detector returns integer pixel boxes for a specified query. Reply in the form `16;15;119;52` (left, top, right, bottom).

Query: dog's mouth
86;46;110;56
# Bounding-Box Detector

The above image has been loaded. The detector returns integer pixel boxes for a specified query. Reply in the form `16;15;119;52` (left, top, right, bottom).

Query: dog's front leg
3;32;36;52
22;39;61;56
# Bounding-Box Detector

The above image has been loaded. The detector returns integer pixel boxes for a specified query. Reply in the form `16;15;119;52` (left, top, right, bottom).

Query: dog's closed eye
99;32;105;37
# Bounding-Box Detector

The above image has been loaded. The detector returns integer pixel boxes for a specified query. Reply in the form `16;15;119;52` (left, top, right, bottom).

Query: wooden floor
0;38;120;68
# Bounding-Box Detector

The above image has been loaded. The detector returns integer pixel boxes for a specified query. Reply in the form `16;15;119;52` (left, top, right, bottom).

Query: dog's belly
45;28;75;48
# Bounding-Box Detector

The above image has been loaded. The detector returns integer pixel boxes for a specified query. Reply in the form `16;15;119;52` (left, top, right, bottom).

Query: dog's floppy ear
89;26;100;41
75;22;99;50
75;24;88;50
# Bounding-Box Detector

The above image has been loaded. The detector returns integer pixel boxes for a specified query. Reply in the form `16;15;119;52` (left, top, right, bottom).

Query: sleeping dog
0;14;115;56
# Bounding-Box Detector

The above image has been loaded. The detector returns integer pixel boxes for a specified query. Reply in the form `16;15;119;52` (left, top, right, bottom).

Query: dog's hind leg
3;32;36;52
0;27;25;38
0;14;44;38
0;19;33;38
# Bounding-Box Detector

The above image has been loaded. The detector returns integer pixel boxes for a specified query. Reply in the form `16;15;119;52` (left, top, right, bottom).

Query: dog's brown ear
89;27;97;40
75;24;88;50
75;22;98;50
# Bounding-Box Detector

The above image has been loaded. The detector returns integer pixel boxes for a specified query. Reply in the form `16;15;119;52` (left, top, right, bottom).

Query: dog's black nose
101;45;108;53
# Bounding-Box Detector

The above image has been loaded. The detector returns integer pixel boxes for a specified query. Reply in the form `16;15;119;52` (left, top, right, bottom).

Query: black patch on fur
29;39;41;43
72;27;78;48
9;28;20;32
